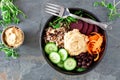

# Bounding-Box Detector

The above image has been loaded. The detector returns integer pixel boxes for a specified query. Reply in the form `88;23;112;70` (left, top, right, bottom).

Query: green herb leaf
53;23;60;28
76;68;86;72
84;13;96;20
12;52;20;59
49;16;77;29
0;0;26;26
93;2;100;7
101;1;106;7
93;0;120;20
74;10;82;15
68;16;77;22
0;42;20;59
5;51;12;57
107;3;114;10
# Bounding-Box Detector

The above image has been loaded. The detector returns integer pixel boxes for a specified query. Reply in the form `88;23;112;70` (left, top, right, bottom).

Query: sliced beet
70;20;83;31
94;25;98;32
86;24;94;35
70;22;78;29
70;20;98;35
78;20;83;31
81;22;89;34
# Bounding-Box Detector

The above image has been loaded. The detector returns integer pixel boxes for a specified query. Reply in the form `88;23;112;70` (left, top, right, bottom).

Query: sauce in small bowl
1;25;24;48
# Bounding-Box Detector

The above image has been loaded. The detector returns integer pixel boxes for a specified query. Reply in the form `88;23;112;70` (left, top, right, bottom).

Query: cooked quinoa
44;27;67;48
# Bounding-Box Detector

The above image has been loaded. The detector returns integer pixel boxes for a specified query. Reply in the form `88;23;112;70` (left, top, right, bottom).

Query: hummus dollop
64;29;88;56
4;26;24;48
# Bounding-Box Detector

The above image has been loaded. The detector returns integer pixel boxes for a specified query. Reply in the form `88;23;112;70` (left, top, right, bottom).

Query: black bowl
40;8;107;75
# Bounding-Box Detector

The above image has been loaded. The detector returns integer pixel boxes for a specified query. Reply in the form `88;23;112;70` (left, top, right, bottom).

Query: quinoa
44;27;67;48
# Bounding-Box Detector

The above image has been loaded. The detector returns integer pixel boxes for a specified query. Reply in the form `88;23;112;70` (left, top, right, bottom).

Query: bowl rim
39;8;108;75
1;25;25;49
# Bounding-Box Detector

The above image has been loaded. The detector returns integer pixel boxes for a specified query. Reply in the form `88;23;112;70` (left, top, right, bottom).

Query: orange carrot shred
94;53;99;61
87;32;103;61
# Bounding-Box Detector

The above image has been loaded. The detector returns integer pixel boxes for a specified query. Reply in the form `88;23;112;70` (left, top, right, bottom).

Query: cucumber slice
49;52;60;64
58;49;68;61
64;58;77;71
45;43;58;54
57;61;64;68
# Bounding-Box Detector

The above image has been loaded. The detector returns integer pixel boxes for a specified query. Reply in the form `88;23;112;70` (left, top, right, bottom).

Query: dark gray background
0;0;120;80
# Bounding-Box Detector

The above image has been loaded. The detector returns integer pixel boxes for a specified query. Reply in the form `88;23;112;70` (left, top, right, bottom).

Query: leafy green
0;42;20;59
0;0;26;59
74;10;83;16
50;10;97;28
50;22;60;29
49;16;77;29
76;68;86;72
84;13;96;20
93;0;120;20
0;0;26;26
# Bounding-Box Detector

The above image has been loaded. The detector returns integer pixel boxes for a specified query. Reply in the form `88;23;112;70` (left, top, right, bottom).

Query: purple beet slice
94;25;98;32
78;20;83;31
70;20;83;31
86;24;94;35
81;22;89;34
70;22;77;29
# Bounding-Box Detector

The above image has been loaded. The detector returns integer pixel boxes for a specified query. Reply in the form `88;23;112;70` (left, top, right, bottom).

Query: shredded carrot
94;54;99;61
87;32;103;61
89;35;99;41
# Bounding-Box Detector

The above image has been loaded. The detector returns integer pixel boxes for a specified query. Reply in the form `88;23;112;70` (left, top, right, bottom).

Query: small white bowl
1;25;24;48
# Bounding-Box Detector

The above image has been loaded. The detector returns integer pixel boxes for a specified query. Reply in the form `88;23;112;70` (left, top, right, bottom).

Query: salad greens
74;10;96;20
0;0;26;59
94;0;120;20
0;0;26;26
76;68;86;72
0;42;19;59
49;10;96;29
49;16;77;29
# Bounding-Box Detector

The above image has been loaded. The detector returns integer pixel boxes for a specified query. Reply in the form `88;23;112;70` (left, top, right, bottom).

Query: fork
45;3;112;30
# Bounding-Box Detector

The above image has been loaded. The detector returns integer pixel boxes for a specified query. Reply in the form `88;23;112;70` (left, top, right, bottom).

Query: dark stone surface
0;0;120;80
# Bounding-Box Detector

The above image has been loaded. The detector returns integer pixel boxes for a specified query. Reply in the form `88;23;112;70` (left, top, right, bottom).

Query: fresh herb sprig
49;10;97;29
49;16;77;29
76;68;86;72
0;42;19;59
0;0;26;59
0;0;26;26
94;0;120;20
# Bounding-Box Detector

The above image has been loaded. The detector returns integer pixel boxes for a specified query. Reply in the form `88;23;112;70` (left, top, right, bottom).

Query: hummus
3;26;24;48
64;29;88;56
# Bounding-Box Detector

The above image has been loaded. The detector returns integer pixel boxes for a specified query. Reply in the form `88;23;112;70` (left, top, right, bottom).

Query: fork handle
70;14;112;30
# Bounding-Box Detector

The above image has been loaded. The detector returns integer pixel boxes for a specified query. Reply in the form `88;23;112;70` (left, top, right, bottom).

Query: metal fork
45;3;112;30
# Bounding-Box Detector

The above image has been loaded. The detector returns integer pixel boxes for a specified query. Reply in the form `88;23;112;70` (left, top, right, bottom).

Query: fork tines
45;3;64;17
